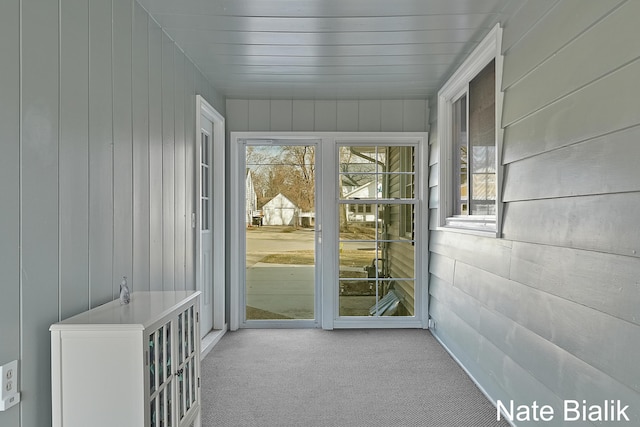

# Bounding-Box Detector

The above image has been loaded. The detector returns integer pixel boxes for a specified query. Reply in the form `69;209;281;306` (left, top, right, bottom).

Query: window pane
340;145;414;201
403;203;413;236
339;280;376;316
339;174;379;200
339;146;377;173
201;133;208;165
380;173;414;199
201;166;208;198
469;59;496;215
201;201;208;230
339;240;376;279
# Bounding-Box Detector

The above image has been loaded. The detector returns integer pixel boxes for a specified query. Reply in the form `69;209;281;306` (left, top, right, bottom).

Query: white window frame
437;24;504;237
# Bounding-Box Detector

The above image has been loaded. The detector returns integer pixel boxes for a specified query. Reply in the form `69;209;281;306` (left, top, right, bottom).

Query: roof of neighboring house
261;193;297;209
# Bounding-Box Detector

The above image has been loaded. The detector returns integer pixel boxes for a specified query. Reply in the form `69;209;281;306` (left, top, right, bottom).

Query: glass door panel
148;321;173;427
245;144;316;320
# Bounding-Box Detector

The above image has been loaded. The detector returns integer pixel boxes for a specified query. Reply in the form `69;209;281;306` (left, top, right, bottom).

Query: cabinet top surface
50;291;200;331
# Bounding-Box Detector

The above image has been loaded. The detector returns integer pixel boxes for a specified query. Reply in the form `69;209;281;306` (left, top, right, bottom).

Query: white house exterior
261;193;298;226
344;181;378;223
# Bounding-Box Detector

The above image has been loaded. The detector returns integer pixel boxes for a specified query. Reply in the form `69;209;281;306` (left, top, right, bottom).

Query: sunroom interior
1;0;639;426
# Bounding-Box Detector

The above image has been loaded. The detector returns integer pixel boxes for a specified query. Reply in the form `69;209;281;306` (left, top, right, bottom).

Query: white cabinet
50;291;201;427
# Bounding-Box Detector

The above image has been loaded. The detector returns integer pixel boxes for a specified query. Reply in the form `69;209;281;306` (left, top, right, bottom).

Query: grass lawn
260;249;375;266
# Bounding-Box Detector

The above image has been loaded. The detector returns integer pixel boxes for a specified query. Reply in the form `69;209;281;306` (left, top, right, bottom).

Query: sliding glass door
230;133;427;330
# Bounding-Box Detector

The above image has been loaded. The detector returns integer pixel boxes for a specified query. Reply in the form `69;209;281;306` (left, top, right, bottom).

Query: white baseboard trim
430;330;517;427
201;324;228;359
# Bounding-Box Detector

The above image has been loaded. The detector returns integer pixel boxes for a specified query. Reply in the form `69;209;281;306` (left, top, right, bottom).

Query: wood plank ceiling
138;0;523;100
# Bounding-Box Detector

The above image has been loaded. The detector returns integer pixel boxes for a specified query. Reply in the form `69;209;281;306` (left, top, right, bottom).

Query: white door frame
231;135;322;329
230;132;429;331
195;95;226;337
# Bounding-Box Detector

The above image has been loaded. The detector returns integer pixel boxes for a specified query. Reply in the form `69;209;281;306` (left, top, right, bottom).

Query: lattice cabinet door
176;303;201;427
148;320;174;427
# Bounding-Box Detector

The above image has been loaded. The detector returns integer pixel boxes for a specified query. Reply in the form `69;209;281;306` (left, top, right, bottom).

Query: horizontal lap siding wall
0;1;223;426
428;0;640;424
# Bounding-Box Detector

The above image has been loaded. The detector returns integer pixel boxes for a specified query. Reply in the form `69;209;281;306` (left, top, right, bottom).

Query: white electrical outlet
0;360;20;411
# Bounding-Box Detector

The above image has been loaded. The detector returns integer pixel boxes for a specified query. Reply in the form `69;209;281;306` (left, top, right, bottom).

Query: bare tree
246;145;316;213
282;146;315;212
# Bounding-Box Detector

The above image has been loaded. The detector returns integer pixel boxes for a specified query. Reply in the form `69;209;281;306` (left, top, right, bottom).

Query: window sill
439;216;497;237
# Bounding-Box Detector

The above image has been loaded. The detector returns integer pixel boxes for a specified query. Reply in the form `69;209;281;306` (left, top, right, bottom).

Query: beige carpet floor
200;329;510;427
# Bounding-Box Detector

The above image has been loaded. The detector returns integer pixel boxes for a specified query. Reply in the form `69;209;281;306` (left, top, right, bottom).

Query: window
438;24;503;234
338;144;418;317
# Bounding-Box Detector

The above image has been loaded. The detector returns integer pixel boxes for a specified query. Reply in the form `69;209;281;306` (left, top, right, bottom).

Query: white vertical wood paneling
162;32;175;290
59;0;90;319
358;100;381;131
2;4;222;427
174;47;186;290
184;60;196;290
89;0;114;306
314;100;337;131
227;99;430;133
336;100;358;131
196;70;207;105
248;99;270;131
132;1;150;291
21;1;59;426
112;0;134;298
402;100;427;132
270;100;293;131
148;18;163;289
0;1;20;426
226;99;249;131
380;100;403;132
292;100;314;131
